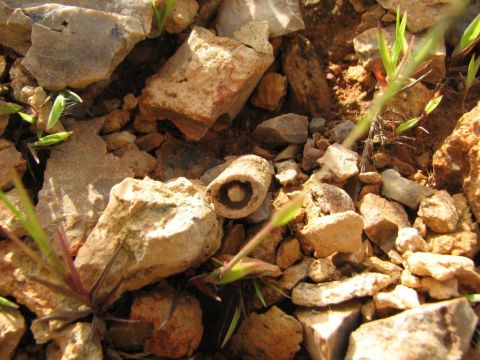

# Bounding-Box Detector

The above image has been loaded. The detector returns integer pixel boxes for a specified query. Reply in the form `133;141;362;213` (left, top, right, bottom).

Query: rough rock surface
421;277;459;300
234;20;273;54
274;160;308;186
231;306;303;360
130;285;203;358
140;26;273;140
303;182;355;217
0;307;26;359
292;273;393;307
316;144;359;182
0;189;26;237
251;72;287;111
36;117;133;254
395;227;429;254
296;301;361;360
418;190;459;233
251;113;308;147
276;237;303;270
0;146;26;191
381;169;434;209
346;298;478;360
308;258;341;283
164;0;199;34
373;285;420;310
74;177;222;302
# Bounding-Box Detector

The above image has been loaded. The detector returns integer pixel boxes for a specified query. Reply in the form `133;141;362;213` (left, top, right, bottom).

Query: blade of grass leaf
466;54;480;90
18;112;36;124
452;14;480;56
392;9;407;67
466;294;480;302
424;94;443;115
271;193;305;227
253;279;267;308
395;117;421;134
221;303;241;349
34;131;72;147
0;102;22;116
0;296;19;309
61;89;83;103
152;0;175;33
47;94;66;130
378;24;394;79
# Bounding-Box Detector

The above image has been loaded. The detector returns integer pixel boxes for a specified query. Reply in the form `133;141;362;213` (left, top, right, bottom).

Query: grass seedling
0;101;22;116
221;302;241;349
464;53;480;103
0;296;19;309
452;13;480;58
33;131;73;148
395;91;443;135
152;0;175;33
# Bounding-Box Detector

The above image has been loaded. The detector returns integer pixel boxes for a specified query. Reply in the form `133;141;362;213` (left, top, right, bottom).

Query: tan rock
102;131;136;151
373;285;420;310
231;306;303;360
251;72;287;111
36;118;134;254
252;113;309;147
116;145;156;178
395;227;429;253
400;270;421;289
372;152;415;177
164;0;199;34
0;146;26;191
316;144;359;182
101;109;131;134
452;193;477;232
420;277;459;300
251;226;285;264
135;132;165;152
362;256;402;279
292;273;393;307
133;113;157;133
74;177;222;302
276;237;302;270
140;26;273;140
274;160;308;186
418;190;459;233
278;257;313;292
309;258;341;283
428;231;479;259
296;301;361;360
302;182;354;219
0;307;26;360
130;285;203;358
381;169;434;209
233;20;273;54
122;93;138;111
0;189;26;238
358;171;382;185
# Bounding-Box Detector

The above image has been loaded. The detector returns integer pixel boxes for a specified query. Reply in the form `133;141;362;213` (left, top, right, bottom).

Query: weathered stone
101;109;131;134
36;118;133;254
135;132;165;152
130;285;203;358
140;26;273;140
252;113;308;147
278;257;313;292
331;121;355;144
282;34;332;116
418;190;459;233
428;231;478;259
292;273;393;307
251;226;285;264
309;258;341;283
74;177;222;302
359;193;409;245
103;131;136;151
301;141;324;171
302;182;354;219
251;72;287;111
372;152;415;177
433;104;480;220
362;256;402;279
116;144;157;178
358;171;382;184
274;160;308;186
133;113;157;133
0;307;25;360
234;20;273;54
216;0;304;37
381;169;434;209
276;237;302;270
276;145;300;162
346;298;477;360
0;146;26;191
453;193;477;232
299;211;363;258
122;93;138;111
296;301;361;360
164;0;199;34
247;192;272;223
373;285;420;311
231;306;303;360
395;227;429;254
400;269;421;289
316;144;359;182
421;277;459;300
0;189;26;238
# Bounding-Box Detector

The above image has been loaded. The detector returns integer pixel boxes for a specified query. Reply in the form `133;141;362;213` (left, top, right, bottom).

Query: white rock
274;159;308;186
420;277;459;300
395;227;429;253
234;20;273;54
373;285;420;310
316;143;359;182
0;307;26;360
418;190;459;233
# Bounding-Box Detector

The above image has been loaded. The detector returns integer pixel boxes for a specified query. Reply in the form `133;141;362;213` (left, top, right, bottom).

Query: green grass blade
271;193;305;227
253;279;267;308
221;304;241;349
33;131;72;147
453;14;480;56
211;261;257;285
395;117;421;135
392;9;407;68
378;25;394;79
0;296;19;309
152;0;175;33
47;94;66;130
0;102;22;116
61;89;83;103
466;54;480;90
18;112;36;124
466;294;480;302
424;94;443;115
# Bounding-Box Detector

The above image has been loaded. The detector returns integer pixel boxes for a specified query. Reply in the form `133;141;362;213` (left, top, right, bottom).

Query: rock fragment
274;160;308;186
276;237;303;270
381;169;434;209
420;277;459;300
308;258;341;283
0;189;26;237
395;227;429;253
252;113;308;147
251;72;287;111
418;190;459;233
0;307;26;360
0;146;26;191
373;285;420;310
234;20;273;54
316;144;359;182
164;0;199;34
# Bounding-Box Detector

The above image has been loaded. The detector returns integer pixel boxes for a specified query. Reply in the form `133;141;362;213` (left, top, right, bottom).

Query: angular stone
301;141;324;171
331;120;355;143
316;144;359;182
116;144;157;178
359;193;410;245
274;160;308;186
308;258;341;283
251;226;285;264
395;227;429;253
251;72;287;111
36;118;133;254
373;285;420;310
0;189;26;238
418;190;459;233
130;284;203;358
296;301;361;360
278;257;313;292
74;177;222;302
400;269;421;289
299;211;363;258
216;0;304;37
381;169;434;209
292;273;393;307
276;237;302;270
0;146;26;191
0;307;26;360
420;277;459;300
164;0;199;34
303;182;355;218
231;306;303;360
252;113;308;147
428;231;478;259
362;256;402;279
358;171;382;184
234;20;273;54
135;132;165;152
102;131;136;151
140;26;273;140
101;109;131;134
346;299;477;360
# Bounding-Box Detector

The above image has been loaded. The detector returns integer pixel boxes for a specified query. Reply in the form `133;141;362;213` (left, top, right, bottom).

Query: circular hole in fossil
218;181;253;209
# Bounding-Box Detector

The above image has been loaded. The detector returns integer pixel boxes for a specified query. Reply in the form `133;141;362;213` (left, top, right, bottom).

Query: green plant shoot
34;131;72;147
395;93;443;135
452;14;480;57
47;93;66;130
18;112;36;124
466;53;480;91
0;296;19;309
0;102;22;116
378;8;407;81
152;0;175;33
253;278;267;308
221;304;241;348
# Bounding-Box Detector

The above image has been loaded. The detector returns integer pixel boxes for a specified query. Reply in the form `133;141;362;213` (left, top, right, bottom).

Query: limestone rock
274;160;308;186
116;144;156;178
395;227;429;254
308;258;341;283
346;298;477;360
0;146;26;191
276;237;302;270
418;190;459;233
234;20;273;54
251;72;287;111
292;273;393;307
278;257;313;292
299;211;364;258
140;26;273;140
359;193;410;245
230;306;303;360
296;301;361;360
36;118;133;254
420;277;459;300
381;169;434;209
316;144;359;182
0;307;26;360
302;182;355;219
164;0;199;34
103;131;136;151
216;0;304;37
252;113;308;147
74;177;222;302
428;231;478;259
130;285;203;358
373;285;420;311
0;189;26;238
362;256;402;279
400;270;421;289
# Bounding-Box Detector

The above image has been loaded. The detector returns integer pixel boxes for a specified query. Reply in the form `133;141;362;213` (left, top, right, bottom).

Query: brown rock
0;146;26;191
102;131;136;151
251;113;308;147
101;109;131;134
122;93;138;111
418;190;459;233
308;258;341;283
0;307;26;360
231;306;303;360
428;231;478;259
251;226;285;264
133;113;157;133
278;257;313;292
276;237;303;270
0;189;26;238
140;26;273;140
362;256;403;279
381;169;434;209
164;0;199;34
130;285;203;358
135;132;165;152
251;72;287;111
219;223;245;256
372;152;415;177
301;140;323;171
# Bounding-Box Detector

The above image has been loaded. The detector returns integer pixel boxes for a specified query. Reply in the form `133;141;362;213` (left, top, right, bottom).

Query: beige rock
395;227;429;253
418;190;459;233
292;272;393;307
316;144;359;182
428;231;479;259
8;60;36;103
0;307;26;360
420;277;459;300
36;118;133;254
0;146;26;191
358;171;382;184
372;152;415;177
122;93;138;111
74;177;222;302
381;169;434;209
102;131;136;151
140;26;273;140
302;182;354;219
130;285;203;358
400;269;421;289
135;132;165;152
309;258;341;283
251;226;285;264
373;285;420;310
346;298;477;360
359;193;409;245
274;160;308;186
296;301;361;360
164;0;199;34
276;237;302;270
252;113;308;147
45;322;102;360
452;193;477;232
116;144;156;178
231;306;303;360
0;189;26;238
251;72;287;111
234;20;273;54
101;109;131;134
362;256;402;279
300;211;363;258
278;257;313;292
216;0;304;37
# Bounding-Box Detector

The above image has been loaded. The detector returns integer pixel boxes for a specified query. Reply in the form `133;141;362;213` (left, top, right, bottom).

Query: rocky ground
1;0;480;359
